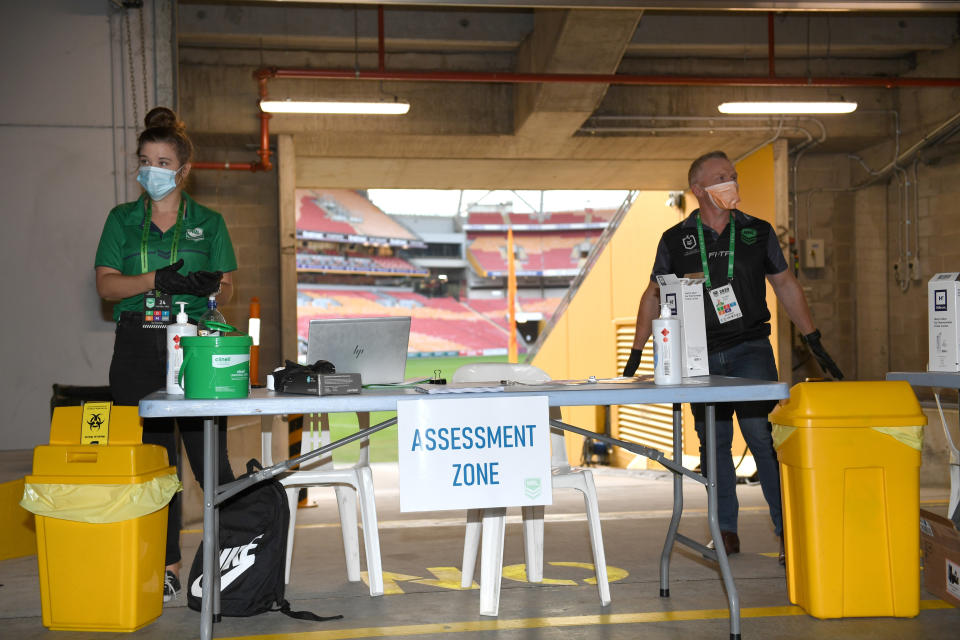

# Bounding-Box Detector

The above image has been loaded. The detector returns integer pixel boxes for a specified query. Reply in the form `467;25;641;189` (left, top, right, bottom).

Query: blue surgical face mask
137;166;181;201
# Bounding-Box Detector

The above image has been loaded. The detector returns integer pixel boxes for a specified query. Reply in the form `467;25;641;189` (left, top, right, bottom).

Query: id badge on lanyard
697;212;741;325
141;198;185;329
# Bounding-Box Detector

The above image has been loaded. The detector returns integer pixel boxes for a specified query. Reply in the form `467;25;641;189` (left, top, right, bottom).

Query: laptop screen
306;317;411;385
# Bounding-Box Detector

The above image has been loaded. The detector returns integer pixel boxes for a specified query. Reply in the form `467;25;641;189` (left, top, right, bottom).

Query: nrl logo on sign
524;477;542;499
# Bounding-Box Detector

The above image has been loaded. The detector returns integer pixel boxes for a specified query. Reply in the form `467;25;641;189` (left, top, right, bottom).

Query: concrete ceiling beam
294;155;694;190
216;0;960;12
288;130;767;161
179;4;533;52
514;8;643;138
629;13;958;58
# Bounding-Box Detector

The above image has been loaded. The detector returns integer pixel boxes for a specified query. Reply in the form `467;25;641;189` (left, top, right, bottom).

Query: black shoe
705;530;740;556
778;536;785;566
163;570;181;603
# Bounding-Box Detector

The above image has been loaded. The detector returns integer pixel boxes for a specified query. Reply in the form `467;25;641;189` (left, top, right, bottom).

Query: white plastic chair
260;413;384;596
453;363;610;616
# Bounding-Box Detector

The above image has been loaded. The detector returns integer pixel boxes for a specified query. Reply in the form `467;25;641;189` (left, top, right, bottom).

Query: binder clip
427;369;447;385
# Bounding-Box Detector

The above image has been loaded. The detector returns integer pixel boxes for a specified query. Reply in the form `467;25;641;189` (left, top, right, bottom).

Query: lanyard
140;196;186;274
696;212;735;290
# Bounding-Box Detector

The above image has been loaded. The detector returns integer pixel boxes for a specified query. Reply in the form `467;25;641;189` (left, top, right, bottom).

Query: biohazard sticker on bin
80;401;112;446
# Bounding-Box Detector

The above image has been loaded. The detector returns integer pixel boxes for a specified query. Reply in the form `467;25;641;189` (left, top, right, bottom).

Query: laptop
306;317;411;385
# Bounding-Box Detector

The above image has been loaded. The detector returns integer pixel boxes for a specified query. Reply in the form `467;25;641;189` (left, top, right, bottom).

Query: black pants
110;313;234;566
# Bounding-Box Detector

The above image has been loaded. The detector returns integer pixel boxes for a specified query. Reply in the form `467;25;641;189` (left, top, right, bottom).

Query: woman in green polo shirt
94;107;237;604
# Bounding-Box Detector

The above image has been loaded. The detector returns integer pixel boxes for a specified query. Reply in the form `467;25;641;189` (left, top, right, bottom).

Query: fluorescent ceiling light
260;99;410;115
718;101;858;115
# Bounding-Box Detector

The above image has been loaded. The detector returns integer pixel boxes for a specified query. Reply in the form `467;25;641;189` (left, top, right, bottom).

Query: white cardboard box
657;274;709;377
929;272;960;372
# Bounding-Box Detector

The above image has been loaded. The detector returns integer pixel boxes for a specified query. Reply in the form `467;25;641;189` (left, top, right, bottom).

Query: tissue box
657;274;709;377
928;273;960;372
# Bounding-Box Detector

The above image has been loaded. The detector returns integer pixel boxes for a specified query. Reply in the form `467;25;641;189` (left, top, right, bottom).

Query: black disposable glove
154;259;223;297
802;329;844;380
622;348;643;377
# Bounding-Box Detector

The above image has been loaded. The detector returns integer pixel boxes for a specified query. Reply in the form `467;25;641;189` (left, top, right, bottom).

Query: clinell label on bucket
179;335;253;399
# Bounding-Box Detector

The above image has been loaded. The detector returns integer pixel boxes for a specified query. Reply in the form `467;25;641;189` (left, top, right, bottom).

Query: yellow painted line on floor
214;600;955;640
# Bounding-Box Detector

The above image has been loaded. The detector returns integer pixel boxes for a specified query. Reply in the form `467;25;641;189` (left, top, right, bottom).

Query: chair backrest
452;362;569;468
260;413;369;470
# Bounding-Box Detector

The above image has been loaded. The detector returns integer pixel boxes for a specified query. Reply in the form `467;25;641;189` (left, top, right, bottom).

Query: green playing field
322;353;517;463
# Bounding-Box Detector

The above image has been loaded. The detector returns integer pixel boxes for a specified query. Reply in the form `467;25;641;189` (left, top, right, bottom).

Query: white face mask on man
704;180;740;210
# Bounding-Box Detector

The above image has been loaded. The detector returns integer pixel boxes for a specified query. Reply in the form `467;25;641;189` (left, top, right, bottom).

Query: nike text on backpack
187;459;342;621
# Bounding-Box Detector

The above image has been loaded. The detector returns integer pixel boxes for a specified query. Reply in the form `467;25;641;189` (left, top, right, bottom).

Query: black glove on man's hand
802;329;844;380
622;348;643;377
154;258;223;297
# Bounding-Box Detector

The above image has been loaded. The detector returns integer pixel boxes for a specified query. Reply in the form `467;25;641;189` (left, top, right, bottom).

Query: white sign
397;395;552;512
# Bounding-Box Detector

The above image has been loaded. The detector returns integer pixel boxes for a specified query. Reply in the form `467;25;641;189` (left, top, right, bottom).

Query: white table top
886;371;960;389
140;375;788;417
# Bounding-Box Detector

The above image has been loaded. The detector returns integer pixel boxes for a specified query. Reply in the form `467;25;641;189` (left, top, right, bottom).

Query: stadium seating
296;252;428;276
465;230;601;275
296;288;560;356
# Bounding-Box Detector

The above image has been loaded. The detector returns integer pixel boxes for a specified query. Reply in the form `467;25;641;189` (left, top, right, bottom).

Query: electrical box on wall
803;238;825;268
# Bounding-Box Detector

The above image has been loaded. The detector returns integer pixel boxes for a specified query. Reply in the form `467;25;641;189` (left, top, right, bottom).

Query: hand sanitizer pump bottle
652;304;682;385
166;301;197;394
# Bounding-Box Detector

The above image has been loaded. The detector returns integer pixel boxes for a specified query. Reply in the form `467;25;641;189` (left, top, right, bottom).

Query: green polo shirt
94;193;238;322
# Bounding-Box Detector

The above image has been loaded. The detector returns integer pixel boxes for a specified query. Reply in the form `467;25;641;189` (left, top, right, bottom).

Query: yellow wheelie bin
20;404;179;631
769;381;926;619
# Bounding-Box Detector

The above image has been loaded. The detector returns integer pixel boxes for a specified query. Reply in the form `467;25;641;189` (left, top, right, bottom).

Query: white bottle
166;301;197;394
652;303;682;385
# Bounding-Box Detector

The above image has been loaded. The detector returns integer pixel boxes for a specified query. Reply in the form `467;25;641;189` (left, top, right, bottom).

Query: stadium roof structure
296;189;427;248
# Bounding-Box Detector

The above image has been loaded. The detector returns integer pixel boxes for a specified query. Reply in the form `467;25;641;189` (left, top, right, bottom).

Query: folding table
141;374;788;640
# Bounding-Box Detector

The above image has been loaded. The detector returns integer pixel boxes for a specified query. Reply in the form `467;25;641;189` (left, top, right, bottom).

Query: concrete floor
2;464;957;640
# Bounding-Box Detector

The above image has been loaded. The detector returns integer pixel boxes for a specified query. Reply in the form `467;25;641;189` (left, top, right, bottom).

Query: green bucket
178;333;253;399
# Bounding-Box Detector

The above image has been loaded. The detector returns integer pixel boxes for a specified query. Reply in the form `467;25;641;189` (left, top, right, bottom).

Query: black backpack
187;459;342;621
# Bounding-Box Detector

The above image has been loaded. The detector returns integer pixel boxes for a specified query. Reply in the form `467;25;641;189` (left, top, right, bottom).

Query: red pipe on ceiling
378;5;385;73
264;66;960;88
194;74;273;171
768;12;775;78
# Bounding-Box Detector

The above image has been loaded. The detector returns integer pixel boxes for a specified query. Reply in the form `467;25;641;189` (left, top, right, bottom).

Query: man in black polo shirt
623;150;842;564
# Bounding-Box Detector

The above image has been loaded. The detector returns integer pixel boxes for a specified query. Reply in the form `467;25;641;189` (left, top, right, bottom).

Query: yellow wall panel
532;145;781;468
611;192;686;323
735;145;780;372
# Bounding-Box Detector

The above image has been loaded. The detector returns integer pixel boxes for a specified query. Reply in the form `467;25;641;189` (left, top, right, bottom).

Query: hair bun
144;106;184;133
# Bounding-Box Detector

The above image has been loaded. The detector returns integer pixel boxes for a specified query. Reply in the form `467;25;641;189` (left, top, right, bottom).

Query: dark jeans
110;314;234;566
691;338;782;537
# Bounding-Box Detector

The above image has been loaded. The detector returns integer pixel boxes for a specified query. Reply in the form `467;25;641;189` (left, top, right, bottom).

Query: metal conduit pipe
262;66;960;88
193;74;273;172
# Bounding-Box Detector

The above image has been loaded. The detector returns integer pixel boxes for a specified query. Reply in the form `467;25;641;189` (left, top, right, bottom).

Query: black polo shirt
651;209;787;352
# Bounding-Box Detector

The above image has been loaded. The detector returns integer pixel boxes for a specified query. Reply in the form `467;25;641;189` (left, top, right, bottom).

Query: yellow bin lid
768;381;926;428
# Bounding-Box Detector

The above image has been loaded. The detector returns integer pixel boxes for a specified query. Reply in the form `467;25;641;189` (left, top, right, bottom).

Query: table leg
200;417;218;640
479;507;506;617
705;404;740;639
659;403;684;597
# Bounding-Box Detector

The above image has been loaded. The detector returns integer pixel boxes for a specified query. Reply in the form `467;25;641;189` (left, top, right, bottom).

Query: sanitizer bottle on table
166;301;197;394
198;295;226;336
653;303;682;385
